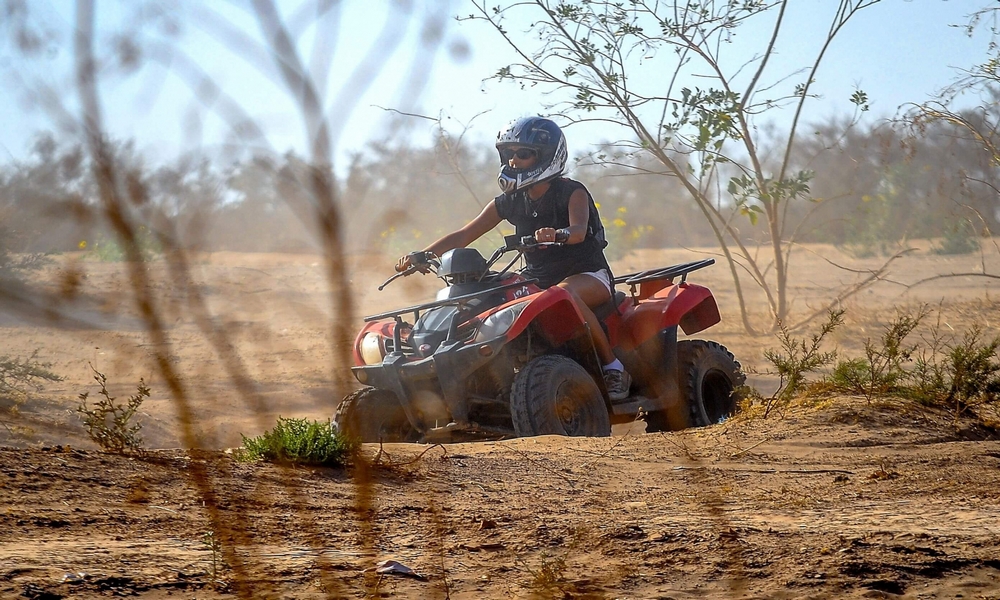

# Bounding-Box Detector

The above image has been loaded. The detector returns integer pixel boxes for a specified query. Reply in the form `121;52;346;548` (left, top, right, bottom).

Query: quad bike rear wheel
679;340;744;427
510;355;611;437
334;387;420;443
644;339;743;432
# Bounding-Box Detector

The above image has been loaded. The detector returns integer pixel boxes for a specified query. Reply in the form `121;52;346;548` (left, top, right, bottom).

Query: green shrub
743;309;844;417
827;358;872;394
1;351;63;412
827;310;923;402
0;222;51;284
77;367;148;453
823;307;1000;419
932;218;980;255
910;325;1000;415
838;190;907;258
239;417;356;467
740;304;1000;425
86;227;161;262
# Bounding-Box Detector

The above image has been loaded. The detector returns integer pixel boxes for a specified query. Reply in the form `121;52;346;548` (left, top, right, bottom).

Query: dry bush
77;367;148;454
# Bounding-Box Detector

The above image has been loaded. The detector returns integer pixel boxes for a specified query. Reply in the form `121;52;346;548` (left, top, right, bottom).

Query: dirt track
2;246;1000;598
3;401;999;599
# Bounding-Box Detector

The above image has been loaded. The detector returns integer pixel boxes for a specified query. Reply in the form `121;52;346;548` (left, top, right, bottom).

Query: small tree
470;0;900;333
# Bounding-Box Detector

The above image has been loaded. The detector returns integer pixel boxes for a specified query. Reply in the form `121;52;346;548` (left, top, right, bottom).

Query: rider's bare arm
397;202;502;271
534;188;590;244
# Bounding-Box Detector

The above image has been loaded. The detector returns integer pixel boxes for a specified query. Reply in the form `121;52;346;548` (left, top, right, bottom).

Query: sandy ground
1;242;999;598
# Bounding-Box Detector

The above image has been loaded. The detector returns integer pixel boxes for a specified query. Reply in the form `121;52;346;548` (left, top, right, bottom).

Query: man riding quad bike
334;237;744;441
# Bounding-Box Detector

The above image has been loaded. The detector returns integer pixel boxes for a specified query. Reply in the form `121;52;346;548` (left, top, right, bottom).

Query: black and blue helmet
495;116;568;194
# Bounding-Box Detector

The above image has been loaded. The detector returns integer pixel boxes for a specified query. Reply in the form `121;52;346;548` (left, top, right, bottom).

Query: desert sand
1;243;999;598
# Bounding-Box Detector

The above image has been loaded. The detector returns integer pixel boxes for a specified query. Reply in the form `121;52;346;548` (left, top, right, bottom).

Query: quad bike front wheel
334;387;420;443
510;355;611;438
678;340;744;427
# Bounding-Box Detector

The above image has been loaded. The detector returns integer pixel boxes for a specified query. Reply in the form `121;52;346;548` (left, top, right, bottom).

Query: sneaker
603;368;632;402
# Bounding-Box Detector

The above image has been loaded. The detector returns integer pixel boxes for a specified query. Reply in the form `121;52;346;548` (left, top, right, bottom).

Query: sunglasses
508;148;537;160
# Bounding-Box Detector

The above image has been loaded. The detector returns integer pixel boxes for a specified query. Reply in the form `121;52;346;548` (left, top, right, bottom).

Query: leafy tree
469;0;888;333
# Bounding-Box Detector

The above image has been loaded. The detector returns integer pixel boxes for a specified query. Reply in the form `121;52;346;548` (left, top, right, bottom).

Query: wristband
554;228;571;243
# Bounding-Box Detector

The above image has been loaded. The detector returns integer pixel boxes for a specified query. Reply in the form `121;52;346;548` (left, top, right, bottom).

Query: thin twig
373;443;447;467
395;443;447;466
728;438;769;458
903;272;1000;291
673;466;854;475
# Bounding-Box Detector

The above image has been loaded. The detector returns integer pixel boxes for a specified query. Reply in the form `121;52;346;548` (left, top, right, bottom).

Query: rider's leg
558;274;632;401
557;274;615;363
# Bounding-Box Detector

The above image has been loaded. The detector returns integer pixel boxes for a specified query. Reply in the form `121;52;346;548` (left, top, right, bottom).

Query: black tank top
493;177;612;288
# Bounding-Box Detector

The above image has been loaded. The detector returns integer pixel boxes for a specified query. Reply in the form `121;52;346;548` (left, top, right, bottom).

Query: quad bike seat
593;290;628;322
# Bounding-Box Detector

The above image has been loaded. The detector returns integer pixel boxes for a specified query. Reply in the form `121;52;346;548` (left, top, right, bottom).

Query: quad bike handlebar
380;251;441;291
364;276;540;323
381;236;563;292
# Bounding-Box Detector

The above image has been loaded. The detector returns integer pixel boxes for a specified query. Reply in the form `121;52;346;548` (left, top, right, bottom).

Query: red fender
493;286;587;346
618;283;720;351
352;320;396;366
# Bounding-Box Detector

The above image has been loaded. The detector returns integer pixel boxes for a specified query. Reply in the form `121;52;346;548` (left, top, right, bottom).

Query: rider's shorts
581;268;613;296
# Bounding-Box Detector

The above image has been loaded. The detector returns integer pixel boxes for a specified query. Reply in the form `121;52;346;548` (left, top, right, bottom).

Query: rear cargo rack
614;259;715;304
613;258;715;286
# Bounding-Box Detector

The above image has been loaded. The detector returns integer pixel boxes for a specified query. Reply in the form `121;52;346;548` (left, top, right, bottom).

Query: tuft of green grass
239;417;356;467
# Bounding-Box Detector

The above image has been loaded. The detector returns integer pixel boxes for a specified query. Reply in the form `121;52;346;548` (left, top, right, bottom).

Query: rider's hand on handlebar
534;227;558;243
533;227;570;245
395;251;432;273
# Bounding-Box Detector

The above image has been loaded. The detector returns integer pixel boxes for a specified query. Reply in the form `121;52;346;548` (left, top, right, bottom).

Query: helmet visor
498;146;537;164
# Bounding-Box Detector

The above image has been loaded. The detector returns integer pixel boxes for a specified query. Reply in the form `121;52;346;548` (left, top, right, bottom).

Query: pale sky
0;1;993;169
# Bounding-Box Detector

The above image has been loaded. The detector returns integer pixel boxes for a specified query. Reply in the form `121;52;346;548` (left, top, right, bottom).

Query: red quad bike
334;235;744;442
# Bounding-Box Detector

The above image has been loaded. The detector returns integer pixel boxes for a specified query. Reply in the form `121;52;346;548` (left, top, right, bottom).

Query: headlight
474;303;528;342
359;332;385;365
